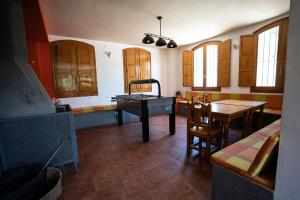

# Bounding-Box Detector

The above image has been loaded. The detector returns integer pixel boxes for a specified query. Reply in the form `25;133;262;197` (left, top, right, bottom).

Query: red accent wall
22;0;55;99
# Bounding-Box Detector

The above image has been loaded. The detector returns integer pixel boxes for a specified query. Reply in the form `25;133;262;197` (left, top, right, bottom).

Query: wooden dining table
213;99;267;135
210;103;251;147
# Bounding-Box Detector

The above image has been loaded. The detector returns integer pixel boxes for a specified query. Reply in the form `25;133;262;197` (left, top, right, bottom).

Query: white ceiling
39;0;290;47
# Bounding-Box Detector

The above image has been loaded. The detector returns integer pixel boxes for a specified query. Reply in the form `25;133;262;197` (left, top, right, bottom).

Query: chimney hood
0;0;55;119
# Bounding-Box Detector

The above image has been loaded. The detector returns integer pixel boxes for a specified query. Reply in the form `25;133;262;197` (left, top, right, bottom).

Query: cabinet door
51;41;78;97
139;49;152;92
123;48;139;92
76;42;97;96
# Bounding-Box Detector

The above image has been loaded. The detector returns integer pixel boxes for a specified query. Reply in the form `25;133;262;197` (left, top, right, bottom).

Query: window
193;42;221;90
123;48;152;93
256;26;280;87
51;40;98;97
239;18;288;92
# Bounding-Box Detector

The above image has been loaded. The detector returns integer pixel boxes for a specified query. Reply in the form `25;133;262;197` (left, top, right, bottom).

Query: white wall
275;0;300;199
165;14;288;96
48;35;168;108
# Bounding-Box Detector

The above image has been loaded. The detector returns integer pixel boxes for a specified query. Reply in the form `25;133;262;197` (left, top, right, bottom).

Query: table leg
223;120;230;147
141;100;149;143
258;106;264;129
169;113;175;135
242;111;249;138
169;97;176;135
117;109;123;126
247;110;253;136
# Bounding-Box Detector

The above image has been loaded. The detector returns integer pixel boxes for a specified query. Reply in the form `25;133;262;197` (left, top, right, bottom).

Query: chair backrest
192;93;208;103
188;101;213;133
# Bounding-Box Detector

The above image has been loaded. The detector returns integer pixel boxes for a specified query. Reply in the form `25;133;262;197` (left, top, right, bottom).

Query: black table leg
169;97;176;135
117;109;123;126
141;100;149;143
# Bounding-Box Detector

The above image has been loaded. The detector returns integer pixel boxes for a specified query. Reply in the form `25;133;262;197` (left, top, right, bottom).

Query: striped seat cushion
72;104;117;115
211;119;281;175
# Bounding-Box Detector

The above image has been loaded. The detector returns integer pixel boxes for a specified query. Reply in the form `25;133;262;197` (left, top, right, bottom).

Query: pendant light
142;16;177;48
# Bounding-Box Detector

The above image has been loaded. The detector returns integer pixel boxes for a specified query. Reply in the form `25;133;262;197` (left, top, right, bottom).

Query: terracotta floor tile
61;115;243;200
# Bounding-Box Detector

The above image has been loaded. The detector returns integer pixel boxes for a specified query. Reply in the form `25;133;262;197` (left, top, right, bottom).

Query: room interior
0;0;300;199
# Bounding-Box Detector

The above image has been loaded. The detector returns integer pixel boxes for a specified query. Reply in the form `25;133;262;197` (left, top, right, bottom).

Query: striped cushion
211;119;281;175
72;104;117;115
248;131;280;177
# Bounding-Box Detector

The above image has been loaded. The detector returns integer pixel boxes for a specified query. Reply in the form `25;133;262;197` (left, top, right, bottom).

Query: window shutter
218;39;231;87
276;18;289;91
76;42;97;96
239;35;257;87
182;50;193;87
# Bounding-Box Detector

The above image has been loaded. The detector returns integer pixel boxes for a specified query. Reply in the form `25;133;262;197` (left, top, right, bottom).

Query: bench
71;104;139;129
210;119;280;200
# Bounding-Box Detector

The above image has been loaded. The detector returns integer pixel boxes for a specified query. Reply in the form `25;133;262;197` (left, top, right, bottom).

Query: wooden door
51;41;77;97
76;42;97;96
139;49;151;92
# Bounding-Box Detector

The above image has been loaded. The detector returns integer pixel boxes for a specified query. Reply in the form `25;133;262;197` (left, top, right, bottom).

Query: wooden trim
250;87;283;93
192;41;221;51
253;17;289;35
123;47;151;55
192;87;221;92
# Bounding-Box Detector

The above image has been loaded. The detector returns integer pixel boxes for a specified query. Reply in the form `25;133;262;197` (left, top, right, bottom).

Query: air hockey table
115;79;176;143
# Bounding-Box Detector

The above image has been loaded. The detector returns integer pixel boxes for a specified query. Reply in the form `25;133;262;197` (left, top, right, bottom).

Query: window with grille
250;17;288;93
256;26;279;87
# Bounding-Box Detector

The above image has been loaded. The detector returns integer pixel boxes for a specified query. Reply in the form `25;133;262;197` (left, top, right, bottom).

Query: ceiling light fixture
142;16;177;48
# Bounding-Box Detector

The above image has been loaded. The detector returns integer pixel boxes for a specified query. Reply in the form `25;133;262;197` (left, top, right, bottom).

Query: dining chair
187;101;222;161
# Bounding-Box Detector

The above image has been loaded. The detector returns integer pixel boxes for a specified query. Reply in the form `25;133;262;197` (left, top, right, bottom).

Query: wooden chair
187;101;222;161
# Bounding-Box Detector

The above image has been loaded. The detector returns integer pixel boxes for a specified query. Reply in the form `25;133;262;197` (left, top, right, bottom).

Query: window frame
251;18;288;93
191;41;221;91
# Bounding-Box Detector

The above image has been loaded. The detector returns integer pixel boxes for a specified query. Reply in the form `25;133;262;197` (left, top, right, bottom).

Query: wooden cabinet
51;40;97;98
123;48;151;93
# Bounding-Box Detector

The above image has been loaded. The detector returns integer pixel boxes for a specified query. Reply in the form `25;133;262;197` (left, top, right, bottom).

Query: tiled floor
61;115;242;200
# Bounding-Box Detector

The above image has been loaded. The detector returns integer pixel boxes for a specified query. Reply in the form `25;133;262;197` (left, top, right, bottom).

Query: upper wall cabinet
51;40;97;98
123;48;152;93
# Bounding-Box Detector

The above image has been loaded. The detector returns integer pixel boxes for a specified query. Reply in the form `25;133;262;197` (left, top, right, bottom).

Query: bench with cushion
72;104;138;129
210;119;280;200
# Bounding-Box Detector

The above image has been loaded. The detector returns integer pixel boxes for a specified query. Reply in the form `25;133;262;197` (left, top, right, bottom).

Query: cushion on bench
248;131;280;177
211;119;281;189
72;104;117;115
